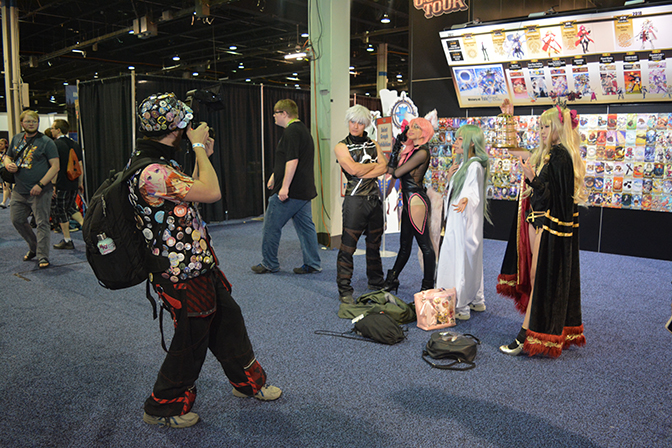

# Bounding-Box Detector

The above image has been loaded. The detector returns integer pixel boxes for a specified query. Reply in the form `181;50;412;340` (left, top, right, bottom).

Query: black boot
382;269;400;293
420;280;434;291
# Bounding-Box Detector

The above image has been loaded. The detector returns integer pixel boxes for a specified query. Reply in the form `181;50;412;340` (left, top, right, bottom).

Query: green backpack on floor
338;290;416;324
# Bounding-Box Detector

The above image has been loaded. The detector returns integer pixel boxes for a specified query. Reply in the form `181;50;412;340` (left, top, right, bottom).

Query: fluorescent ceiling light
285;52;307;59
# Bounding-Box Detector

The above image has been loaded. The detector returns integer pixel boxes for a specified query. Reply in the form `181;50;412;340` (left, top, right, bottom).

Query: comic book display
439;4;672;107
424;114;672;212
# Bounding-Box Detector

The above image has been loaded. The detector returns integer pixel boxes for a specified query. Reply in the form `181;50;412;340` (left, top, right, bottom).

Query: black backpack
314;312;407;345
82;156;170;301
353;312;406;345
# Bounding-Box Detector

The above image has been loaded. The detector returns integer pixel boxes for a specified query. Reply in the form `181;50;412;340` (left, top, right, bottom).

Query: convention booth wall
78;75;311;222
408;1;672;261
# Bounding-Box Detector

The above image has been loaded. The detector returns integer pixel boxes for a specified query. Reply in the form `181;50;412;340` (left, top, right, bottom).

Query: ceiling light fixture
229;45;237;50
128;66;135;70
173;56;180;61
193;72;199;76
381;13;390;24
284;51;307;60
366;44;374;52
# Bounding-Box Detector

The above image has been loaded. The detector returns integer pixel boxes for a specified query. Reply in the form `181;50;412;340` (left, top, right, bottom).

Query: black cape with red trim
497;144;585;357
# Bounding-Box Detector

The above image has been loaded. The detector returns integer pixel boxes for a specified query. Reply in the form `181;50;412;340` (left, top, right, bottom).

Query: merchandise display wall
409;2;672;260
439;4;672;108
425;113;672;213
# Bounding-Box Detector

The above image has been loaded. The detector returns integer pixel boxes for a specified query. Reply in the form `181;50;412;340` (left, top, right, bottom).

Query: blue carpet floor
0;208;670;448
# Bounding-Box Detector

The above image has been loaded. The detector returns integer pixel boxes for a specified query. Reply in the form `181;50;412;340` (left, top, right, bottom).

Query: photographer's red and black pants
145;268;267;417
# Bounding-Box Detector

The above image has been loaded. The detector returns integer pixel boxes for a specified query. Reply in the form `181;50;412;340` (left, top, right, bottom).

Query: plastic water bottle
97;233;116;255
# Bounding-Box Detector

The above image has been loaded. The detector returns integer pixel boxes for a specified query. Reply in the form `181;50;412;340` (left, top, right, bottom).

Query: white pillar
310;0;351;248
2;2;23;135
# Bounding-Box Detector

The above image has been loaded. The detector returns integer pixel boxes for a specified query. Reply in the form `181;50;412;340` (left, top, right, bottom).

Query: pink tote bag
414;288;456;331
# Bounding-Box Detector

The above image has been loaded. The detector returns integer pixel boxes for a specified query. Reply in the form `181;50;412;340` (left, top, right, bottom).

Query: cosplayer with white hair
334;104;389;304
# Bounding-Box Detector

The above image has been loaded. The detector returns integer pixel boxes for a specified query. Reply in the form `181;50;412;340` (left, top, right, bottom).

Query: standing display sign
439;4;672;107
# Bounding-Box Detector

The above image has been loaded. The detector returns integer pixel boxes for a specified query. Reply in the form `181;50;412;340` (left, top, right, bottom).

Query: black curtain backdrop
351;96;382;114
78;76;134;203
78;75;310;221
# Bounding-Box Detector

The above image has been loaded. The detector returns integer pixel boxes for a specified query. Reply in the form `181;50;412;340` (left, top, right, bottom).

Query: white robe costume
436;159;485;315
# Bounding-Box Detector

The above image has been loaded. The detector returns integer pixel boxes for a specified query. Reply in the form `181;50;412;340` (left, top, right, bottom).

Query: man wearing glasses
252;99;321;275
5;110;59;269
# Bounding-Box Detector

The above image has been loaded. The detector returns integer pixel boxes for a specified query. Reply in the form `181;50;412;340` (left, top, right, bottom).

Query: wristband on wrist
37;181;44;188
192;143;205;149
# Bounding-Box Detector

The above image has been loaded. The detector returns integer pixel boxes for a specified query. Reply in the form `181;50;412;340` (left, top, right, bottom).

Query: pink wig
408;117;434;146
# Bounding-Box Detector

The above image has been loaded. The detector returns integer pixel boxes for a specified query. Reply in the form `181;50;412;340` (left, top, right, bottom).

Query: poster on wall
452;64;510;105
439;4;672;107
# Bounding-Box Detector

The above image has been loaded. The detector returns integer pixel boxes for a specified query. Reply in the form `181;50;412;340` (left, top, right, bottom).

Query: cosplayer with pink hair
383;117;436;293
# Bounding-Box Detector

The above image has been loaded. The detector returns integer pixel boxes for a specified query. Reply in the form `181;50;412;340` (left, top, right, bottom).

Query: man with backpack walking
50;119;84;249
127;93;281;428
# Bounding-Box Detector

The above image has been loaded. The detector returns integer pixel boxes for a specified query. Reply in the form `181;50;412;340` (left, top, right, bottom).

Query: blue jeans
261;194;321;271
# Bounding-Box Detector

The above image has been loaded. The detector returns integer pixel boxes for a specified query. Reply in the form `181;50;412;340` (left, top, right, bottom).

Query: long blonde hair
528;107;587;204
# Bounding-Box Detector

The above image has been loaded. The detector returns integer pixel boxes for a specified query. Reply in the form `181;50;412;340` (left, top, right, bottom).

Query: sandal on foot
24;251;36;261
38;258;50;269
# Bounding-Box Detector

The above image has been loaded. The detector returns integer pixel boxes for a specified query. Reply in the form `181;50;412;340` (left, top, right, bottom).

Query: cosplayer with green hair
497;99;587;358
436;124;491;321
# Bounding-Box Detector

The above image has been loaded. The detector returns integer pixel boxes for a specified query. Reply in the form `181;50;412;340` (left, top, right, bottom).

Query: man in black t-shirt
50;119;83;249
251;99;321;274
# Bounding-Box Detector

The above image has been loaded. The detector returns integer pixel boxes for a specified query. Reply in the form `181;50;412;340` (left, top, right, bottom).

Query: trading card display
424;114;672;212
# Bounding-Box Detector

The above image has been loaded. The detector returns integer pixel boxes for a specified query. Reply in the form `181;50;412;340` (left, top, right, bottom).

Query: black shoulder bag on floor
422;331;480;371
